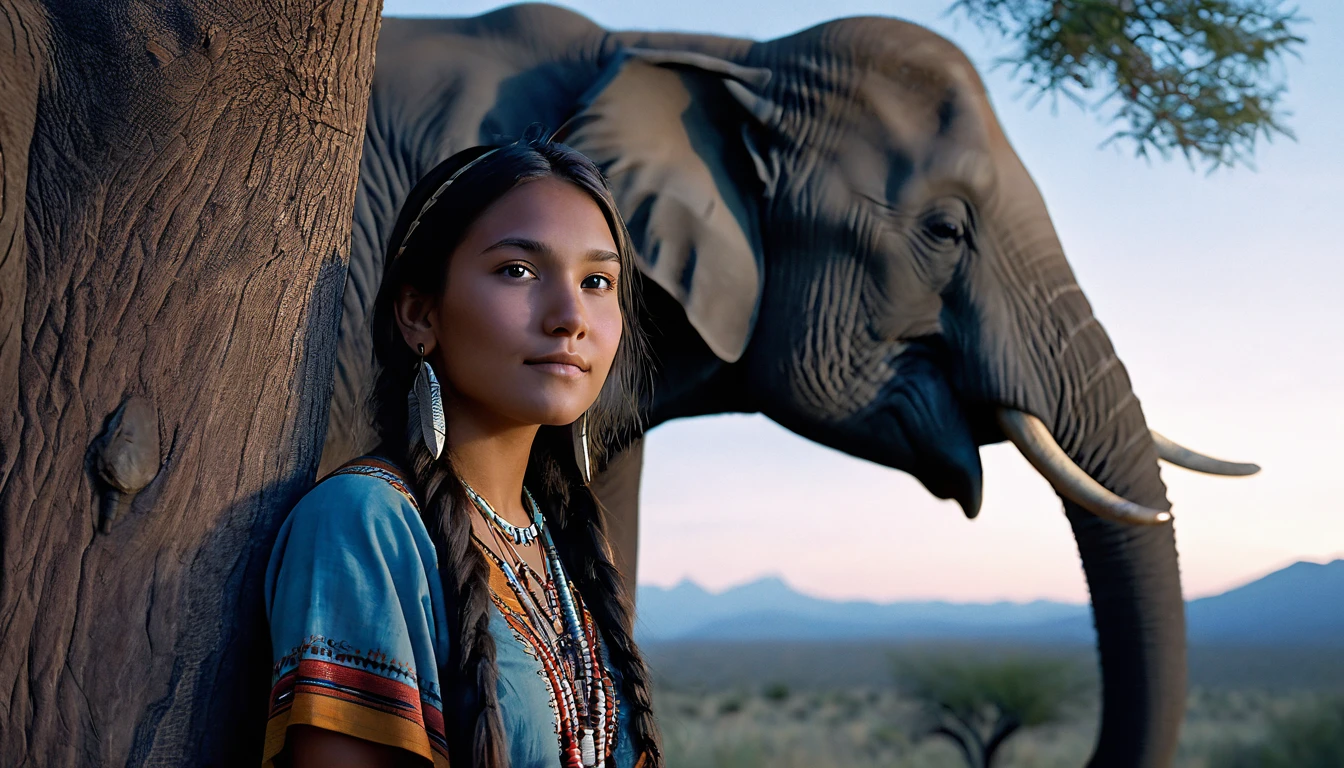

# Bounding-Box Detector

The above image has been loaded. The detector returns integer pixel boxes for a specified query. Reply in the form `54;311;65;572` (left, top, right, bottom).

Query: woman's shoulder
312;456;420;508
282;456;427;549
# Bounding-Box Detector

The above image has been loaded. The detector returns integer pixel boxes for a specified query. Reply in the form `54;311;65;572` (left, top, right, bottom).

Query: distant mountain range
634;559;1344;647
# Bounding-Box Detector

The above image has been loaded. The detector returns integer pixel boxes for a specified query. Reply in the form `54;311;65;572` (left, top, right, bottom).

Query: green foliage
897;655;1091;727
719;694;745;715
893;655;1092;767
764;681;792;702
951;0;1307;170
1209;697;1344;768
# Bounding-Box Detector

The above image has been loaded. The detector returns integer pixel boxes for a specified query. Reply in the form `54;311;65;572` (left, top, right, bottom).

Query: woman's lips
525;361;587;378
525;351;589;377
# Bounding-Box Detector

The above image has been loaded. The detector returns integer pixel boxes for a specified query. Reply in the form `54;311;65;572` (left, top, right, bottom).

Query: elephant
319;5;1259;766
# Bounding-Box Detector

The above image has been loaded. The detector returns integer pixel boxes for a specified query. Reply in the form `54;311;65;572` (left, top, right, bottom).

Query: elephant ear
562;48;779;363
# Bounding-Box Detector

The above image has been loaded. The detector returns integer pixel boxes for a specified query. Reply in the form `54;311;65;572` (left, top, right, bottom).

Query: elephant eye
924;215;964;244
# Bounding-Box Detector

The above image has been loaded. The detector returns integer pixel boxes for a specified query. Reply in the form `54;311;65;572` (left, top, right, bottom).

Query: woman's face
402;176;623;431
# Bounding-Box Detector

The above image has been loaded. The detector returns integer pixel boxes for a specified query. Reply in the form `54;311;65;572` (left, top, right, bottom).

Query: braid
405;435;509;768
532;441;664;768
564;496;664;768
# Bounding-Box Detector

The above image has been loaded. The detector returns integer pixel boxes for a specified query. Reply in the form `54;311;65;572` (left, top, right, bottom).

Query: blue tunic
262;460;639;768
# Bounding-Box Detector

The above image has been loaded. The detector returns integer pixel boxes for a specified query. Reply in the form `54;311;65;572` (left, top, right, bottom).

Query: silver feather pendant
407;381;422;446
572;412;592;484
411;357;446;459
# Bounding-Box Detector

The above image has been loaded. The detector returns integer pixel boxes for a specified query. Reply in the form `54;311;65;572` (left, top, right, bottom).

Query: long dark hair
368;138;661;768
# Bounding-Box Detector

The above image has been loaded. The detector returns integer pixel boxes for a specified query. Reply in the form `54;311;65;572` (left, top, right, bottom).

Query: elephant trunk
955;152;1188;763
1039;319;1184;767
1069;501;1185;768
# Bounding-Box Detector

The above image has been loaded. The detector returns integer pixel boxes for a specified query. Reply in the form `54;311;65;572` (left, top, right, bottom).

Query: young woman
262;139;661;768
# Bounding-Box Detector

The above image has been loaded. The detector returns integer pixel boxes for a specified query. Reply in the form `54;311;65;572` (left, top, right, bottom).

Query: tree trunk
983;714;1021;767
929;721;983;768
0;1;381;765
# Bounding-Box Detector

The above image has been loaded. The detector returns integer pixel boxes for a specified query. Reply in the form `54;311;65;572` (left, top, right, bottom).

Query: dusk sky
386;0;1343;603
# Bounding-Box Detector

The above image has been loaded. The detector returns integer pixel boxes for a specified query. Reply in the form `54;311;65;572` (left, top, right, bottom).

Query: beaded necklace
464;483;618;768
464;482;540;546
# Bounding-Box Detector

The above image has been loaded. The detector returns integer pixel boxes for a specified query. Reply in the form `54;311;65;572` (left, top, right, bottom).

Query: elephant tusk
1151;431;1260;477
996;408;1172;526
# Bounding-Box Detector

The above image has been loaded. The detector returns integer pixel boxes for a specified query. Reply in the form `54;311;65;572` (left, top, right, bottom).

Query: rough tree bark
0;1;382;765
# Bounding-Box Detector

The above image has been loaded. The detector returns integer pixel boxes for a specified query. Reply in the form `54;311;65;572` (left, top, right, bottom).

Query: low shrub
1209;697;1344;768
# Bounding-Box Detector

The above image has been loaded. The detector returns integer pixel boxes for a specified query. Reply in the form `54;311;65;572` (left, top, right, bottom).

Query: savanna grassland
643;642;1344;767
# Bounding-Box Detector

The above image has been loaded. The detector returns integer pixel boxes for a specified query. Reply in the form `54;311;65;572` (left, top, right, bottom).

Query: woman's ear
561;48;779;363
393;285;437;355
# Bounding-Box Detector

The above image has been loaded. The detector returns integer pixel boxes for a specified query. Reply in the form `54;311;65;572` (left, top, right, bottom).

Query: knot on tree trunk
91;395;160;533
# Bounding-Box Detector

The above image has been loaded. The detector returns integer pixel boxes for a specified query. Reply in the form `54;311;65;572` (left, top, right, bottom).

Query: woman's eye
582;274;615;291
500;264;534;279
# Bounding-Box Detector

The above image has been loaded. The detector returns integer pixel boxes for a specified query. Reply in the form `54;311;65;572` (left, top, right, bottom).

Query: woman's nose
543;283;587;340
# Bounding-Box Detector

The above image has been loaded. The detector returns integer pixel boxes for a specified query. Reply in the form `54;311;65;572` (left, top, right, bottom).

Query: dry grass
644;642;1344;768
654;686;1335;767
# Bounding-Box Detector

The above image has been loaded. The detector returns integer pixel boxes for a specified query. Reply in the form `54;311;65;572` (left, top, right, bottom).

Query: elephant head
324;7;1258;767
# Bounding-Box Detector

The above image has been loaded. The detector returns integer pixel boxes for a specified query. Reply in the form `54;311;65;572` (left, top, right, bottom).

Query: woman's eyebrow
484;237;620;264
483;236;548;256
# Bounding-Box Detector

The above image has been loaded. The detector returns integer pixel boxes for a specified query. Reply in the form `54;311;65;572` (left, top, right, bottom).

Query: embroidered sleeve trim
271;633;440;703
262;658;449;767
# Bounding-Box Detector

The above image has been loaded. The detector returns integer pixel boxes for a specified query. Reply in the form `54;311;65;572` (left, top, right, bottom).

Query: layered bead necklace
470;485;540;546
463;482;618;768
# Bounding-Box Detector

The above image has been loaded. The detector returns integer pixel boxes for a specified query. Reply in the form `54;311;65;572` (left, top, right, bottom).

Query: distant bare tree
952;0;1308;169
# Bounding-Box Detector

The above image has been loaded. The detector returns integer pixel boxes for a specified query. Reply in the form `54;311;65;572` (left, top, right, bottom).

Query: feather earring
409;343;446;459
572;411;592;484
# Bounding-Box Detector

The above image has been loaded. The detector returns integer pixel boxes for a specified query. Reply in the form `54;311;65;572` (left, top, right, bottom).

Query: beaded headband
394;145;504;259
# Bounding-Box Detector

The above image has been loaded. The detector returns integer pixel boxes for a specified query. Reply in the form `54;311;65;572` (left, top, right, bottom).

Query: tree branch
951;0;1308;170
